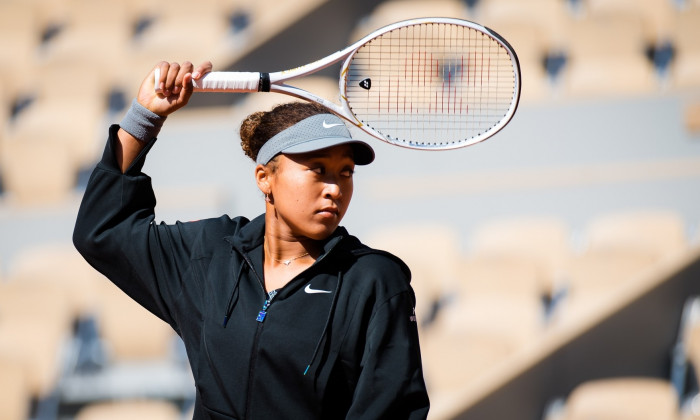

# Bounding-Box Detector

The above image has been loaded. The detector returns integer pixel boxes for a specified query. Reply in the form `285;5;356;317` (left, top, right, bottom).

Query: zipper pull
256;290;278;323
256;299;271;322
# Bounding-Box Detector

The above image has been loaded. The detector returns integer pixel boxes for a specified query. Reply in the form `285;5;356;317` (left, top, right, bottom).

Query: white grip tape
192;72;261;92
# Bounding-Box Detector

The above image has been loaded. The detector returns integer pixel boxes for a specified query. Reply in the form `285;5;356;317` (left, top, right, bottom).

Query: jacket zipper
241;253;266;420
239;240;340;419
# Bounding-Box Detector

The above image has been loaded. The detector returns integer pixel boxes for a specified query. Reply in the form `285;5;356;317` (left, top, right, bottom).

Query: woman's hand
136;61;213;117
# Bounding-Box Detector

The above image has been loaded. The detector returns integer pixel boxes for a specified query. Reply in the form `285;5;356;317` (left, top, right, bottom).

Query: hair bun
240;111;265;160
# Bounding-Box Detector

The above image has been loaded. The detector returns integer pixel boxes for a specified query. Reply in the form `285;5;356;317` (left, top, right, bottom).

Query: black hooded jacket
73;125;430;419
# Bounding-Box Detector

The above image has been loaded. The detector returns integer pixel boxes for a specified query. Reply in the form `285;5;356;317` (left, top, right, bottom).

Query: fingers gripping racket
168;18;521;150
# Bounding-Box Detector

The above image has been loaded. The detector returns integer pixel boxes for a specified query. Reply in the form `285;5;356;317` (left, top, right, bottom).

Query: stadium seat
558;377;679;420
0;120;80;205
349;0;471;42
95;280;175;361
478;20;552;103
39;13;133;91
0;269;74;335
8;243;100;321
579;0;676;44
130;12;230;73
0;3;41;101
364;222;463;327
553;250;659;324
583;210;688;260
670;8;700;89
563;12;658;98
468;216;572;294
74;399;181;420
32;56;112;110
456;254;544;301
17;0;73;31
6;91;103;166
0;280;72;399
0;350;30;420
434;288;545;342
476;0;572;52
420;329;516;400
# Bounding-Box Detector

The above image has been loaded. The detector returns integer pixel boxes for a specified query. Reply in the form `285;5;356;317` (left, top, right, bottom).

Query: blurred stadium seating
1;0;699;419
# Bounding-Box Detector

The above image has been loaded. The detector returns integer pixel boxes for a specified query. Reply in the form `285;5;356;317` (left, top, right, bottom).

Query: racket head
339;18;521;150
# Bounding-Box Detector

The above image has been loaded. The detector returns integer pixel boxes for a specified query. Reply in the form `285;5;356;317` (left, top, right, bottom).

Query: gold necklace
273;252;310;266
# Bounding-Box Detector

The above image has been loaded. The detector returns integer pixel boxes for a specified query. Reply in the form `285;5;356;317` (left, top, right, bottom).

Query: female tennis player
73;60;430;419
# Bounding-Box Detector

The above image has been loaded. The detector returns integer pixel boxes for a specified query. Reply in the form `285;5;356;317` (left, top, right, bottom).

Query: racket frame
190;17;521;150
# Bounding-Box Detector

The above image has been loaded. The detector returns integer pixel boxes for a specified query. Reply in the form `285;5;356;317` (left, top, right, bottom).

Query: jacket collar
224;214;349;261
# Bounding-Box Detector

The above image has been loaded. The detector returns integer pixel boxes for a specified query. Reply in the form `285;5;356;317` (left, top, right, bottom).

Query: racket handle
153;69;261;93
192;71;261;92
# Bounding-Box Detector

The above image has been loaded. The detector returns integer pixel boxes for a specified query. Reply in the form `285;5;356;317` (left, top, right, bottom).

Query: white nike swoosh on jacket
305;284;332;294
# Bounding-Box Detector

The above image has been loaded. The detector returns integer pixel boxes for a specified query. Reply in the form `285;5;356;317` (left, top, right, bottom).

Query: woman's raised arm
116;60;212;172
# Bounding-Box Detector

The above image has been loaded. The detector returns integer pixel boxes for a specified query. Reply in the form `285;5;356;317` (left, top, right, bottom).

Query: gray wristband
120;99;166;142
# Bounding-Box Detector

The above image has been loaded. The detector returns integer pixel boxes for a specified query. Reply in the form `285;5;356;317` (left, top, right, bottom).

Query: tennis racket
164;17;521;150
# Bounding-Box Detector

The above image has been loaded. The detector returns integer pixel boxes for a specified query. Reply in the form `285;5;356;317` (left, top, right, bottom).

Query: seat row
542;296;700;420
363;209;696;407
0;244;192;420
355;0;700;103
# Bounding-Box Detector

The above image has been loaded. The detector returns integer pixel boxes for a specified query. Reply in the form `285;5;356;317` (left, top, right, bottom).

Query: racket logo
322;120;344;129
359;78;371;90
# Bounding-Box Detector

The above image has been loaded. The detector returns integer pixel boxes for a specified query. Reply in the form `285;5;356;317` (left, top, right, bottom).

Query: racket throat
259;73;271;92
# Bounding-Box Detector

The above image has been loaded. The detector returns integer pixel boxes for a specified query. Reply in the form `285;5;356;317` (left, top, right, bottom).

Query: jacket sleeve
346;289;430;419
73;125;202;332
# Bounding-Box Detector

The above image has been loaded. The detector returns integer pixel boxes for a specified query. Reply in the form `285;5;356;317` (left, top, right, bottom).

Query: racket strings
345;22;517;147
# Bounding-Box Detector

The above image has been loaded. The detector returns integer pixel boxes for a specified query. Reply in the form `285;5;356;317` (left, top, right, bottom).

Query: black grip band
259;73;271;92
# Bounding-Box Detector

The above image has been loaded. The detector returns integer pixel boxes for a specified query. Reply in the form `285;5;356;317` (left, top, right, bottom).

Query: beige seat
365;222;463;327
8;243;101;321
14;0;72;31
39;17;133;91
583;210;687;260
554;250;659;324
670;8;700;90
129;12;229;75
0;120;80;205
562;13;658;98
0;280;72;399
469;216;572;295
0;350;31;420
2;76;104;175
434;292;545;344
96;281;175;361
480;20;552;104
420;329;515;399
32;56;111;111
75;399;181;420
457;254;544;300
477;0;572;52
349;0;471;43
561;377;679;420
579;0;676;43
0;4;40;54
0;278;73;335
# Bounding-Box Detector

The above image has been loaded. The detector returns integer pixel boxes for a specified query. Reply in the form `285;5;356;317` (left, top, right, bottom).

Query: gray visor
256;114;375;165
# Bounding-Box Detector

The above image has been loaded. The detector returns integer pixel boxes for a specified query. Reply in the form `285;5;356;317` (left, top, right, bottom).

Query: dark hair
240;102;329;164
